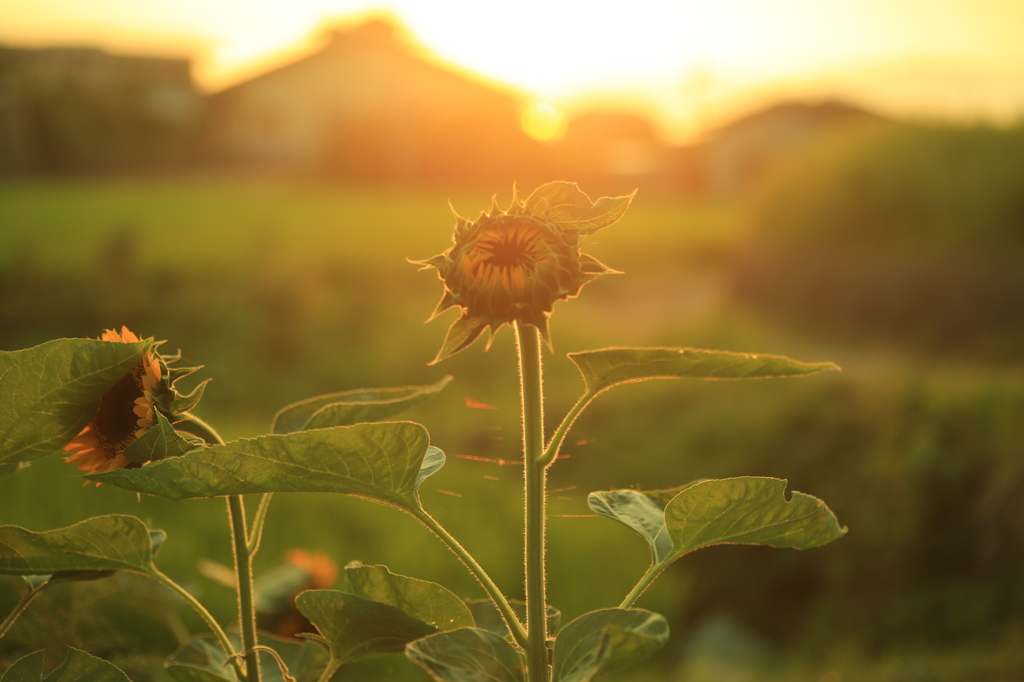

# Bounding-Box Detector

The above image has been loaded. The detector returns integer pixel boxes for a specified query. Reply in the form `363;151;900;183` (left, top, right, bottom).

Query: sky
3;0;1023;141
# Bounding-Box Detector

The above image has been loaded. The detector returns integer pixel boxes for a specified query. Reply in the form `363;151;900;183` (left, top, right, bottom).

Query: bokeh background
1;1;1024;680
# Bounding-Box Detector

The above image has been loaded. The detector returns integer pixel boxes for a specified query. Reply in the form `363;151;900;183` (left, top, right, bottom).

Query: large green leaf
2;648;131;681
522;181;635;235
0;515;157;575
165;633;328;682
405;627;525;682
296;589;436;666
552;609;668;682
568;347;840;396
89;423;444;512
272;377;452;434
345;563;474;631
0;338;150;464
664;477;847;561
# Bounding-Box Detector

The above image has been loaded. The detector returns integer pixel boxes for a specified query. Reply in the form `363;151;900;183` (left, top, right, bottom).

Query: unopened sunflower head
63;326;208;481
417;181;635;364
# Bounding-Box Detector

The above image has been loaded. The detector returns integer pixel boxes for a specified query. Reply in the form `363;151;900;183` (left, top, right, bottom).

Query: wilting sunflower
63;326;163;477
418;181;634;364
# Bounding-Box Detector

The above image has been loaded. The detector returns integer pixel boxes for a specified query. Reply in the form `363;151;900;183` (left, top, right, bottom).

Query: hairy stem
540;390;597;468
619;563;665;609
0;585;41;640
515;322;549;682
413;509;528;649
148;565;246;681
247;493;274;556
228;495;261;682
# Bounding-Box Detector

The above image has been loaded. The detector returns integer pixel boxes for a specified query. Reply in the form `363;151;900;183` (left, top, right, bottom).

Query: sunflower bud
418;181;635;364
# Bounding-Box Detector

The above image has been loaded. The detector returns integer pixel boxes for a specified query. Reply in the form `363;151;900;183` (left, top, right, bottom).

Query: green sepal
551;608;668;682
122;410;198;464
569;347;841;397
430;313;489;365
170;378;211;415
89;423;445;513
1;647;131;681
405;627;525;682
295;589;437;666
272;376;452;434
344;563;474;632
0;337;150;465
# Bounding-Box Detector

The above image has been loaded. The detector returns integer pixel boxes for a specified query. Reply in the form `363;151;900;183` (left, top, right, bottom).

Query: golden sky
3;0;1023;139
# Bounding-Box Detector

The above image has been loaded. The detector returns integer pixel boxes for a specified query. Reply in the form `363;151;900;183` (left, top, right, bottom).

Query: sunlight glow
521;102;568;143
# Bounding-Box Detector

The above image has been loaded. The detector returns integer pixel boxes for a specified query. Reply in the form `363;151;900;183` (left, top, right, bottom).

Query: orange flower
418;182;634;364
63;326;162;477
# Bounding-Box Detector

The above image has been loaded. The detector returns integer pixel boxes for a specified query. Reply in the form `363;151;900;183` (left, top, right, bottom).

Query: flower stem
413;508;528;649
228;495;261;682
515;322;549;682
175;413;260;682
0;585;42;640
247;493;274;556
147;565;247;681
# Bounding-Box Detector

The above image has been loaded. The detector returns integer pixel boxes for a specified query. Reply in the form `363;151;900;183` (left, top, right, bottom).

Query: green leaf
405;627;525;682
345;563;474;631
588;491;673;564
465;599;560;639
0;461;29;476
165;633;328;682
0;515;157;575
522;181;635;235
122;410;198;464
89;422;444;512
272;376;452;434
2;648;131;681
0;338;150;465
568;347;841;396
664;477;847;562
296;589;437;666
552;609;668;682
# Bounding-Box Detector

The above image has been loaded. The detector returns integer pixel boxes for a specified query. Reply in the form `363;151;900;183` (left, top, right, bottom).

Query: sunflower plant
0;181;846;682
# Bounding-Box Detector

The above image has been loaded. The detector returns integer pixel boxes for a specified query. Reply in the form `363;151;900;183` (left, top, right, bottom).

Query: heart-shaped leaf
0;515;158;575
2;648;131;681
522;181;635;235
122;410;198;464
272;377;452;434
89;423;444;513
405;627;525;682
345;564;474;631
552;609;668;682
296;589;436;666
0;338;150;464
664;477;847;562
165;633;328;682
569;348;840;397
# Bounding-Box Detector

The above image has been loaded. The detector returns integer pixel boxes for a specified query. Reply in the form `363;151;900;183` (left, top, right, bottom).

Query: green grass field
2;176;1023;681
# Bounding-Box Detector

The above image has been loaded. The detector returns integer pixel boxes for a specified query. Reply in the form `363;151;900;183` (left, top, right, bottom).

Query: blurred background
1;1;1024;680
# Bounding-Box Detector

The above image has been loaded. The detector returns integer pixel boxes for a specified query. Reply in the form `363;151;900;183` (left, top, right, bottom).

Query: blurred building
554;110;671;192
698;99;880;199
0;45;202;173
206;18;548;185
